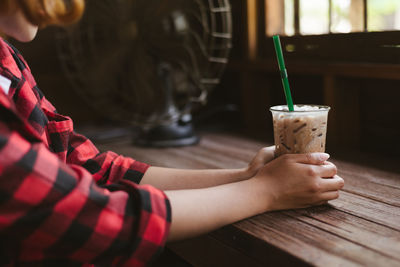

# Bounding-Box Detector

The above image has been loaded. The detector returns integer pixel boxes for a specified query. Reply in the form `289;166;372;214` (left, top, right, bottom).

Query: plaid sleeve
43;107;150;186
0;125;171;266
42;107;149;184
68;131;150;186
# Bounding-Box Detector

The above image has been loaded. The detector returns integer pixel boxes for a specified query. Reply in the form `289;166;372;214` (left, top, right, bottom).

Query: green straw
273;35;294;111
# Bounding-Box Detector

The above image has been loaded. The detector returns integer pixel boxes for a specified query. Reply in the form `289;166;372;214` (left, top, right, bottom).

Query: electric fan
56;0;232;146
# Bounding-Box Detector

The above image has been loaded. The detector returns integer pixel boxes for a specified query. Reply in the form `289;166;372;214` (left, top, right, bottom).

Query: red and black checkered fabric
0;38;171;266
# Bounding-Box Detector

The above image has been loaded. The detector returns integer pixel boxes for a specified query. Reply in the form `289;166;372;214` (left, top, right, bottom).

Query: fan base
134;122;200;147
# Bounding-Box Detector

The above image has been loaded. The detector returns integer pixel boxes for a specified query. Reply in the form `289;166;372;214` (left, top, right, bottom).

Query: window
242;0;400;64
368;0;400;31
265;0;400;36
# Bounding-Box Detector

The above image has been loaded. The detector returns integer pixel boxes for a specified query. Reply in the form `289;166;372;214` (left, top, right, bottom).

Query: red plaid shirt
0;38;171;266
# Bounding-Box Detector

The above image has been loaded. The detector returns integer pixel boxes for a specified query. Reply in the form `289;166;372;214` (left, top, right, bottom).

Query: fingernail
318;153;330;161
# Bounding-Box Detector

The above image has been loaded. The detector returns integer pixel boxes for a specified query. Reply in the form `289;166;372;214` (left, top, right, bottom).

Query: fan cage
56;0;232;127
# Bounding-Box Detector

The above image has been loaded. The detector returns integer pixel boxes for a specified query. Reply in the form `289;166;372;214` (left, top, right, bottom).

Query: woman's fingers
309;176;343;204
247;146;276;177
259;146;276;164
290;153;330;165
318;190;340;201
320;175;344;191
299;161;337;179
318;162;338;178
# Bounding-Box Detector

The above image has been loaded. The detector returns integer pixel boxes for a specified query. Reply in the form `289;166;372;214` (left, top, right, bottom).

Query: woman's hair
0;0;85;26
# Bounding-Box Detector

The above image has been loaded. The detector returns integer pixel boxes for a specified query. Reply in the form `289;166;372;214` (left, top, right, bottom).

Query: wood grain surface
95;131;400;267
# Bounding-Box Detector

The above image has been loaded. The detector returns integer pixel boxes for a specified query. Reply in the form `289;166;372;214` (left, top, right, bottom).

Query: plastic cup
270;105;330;157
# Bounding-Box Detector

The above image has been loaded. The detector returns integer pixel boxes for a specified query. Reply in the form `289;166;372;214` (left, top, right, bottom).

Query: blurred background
11;0;400;157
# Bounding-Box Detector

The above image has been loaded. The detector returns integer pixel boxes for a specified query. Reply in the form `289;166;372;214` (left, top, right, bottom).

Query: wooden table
94;131;400;267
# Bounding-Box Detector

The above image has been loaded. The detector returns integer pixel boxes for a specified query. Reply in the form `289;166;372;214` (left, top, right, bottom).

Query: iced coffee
270;105;330;157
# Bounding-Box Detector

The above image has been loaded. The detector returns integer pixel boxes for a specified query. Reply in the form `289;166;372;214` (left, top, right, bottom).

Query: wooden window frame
250;0;400;65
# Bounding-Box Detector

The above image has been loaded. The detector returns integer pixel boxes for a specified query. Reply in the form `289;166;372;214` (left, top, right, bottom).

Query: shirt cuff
117;181;171;267
122;160;151;184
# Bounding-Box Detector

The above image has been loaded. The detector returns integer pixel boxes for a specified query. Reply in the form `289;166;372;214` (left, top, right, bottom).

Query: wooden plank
158;145;248;169
227;215;357;267
329;191;400;231
333;160;400;207
193;137;259;162
168;234;266;267
230;211;400;267
210;224;313;267
97;139;249;170
333;159;400;187
285;206;400;260
201;132;269;152
339;172;400;207
97;140;213;169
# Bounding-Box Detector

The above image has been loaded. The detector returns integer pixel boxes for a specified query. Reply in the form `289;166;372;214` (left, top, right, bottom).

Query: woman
0;0;344;266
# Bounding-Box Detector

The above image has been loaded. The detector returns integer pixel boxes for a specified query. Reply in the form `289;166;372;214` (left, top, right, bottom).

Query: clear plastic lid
270;105;330;113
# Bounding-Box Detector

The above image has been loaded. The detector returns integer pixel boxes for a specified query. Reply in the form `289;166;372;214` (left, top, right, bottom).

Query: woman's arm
165;153;344;241
140;146;275;190
0;127;170;265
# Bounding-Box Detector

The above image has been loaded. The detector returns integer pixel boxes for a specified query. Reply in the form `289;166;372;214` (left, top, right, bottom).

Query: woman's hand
253;153;344;211
245;146;276;178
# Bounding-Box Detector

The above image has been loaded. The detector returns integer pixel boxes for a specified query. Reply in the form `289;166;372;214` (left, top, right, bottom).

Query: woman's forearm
141;166;251;190
140;146;276;190
165;178;266;241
